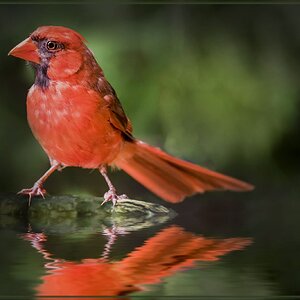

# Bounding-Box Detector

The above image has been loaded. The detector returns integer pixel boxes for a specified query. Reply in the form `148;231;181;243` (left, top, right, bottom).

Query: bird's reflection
21;225;251;298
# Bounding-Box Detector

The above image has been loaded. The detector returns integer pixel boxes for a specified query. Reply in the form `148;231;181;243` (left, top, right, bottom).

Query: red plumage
9;26;253;204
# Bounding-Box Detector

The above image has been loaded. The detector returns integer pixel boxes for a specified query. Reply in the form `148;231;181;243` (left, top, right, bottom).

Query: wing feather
97;77;133;139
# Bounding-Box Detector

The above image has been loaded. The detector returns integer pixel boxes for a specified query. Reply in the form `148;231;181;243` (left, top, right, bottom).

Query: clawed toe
18;184;47;206
101;189;128;207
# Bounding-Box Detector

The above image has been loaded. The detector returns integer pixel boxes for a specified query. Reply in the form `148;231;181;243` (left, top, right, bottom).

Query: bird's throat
30;61;50;89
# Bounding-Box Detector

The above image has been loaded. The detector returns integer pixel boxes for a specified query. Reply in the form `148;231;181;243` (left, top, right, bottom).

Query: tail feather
115;140;254;203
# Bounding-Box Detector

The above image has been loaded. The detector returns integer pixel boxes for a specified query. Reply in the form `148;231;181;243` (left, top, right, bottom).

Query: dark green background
1;4;299;196
0;4;300;297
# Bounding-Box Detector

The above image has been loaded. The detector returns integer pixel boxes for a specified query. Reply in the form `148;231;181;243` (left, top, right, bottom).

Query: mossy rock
0;193;176;233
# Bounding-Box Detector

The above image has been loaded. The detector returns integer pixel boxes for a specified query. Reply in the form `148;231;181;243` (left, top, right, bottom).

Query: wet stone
0;193;176;233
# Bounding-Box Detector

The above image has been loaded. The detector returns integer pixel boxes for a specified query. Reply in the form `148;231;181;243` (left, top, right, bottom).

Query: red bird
9;26;253;205
23;226;251;297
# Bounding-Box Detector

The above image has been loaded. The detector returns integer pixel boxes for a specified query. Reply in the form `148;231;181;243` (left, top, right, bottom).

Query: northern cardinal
22;226;251;297
9;26;253;205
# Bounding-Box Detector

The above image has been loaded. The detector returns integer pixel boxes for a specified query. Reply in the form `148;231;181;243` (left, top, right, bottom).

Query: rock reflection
21;225;251;298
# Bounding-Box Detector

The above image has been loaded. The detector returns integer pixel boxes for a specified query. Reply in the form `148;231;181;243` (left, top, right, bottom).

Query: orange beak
8;37;40;64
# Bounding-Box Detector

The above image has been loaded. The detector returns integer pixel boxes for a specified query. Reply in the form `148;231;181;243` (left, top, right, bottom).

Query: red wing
116;226;251;286
97;77;133;139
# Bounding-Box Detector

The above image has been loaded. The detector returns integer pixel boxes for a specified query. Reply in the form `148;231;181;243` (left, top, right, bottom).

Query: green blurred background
1;4;300;297
1;4;299;198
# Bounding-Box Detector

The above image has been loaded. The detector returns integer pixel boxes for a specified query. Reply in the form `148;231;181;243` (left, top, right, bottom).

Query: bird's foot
101;225;128;259
18;183;47;206
101;188;128;207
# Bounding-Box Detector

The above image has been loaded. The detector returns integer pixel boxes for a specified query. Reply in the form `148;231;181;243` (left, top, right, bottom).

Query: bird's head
8;26;95;85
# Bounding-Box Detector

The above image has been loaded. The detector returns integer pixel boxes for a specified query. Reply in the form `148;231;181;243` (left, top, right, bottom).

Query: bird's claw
18;184;47;206
101;189;128;207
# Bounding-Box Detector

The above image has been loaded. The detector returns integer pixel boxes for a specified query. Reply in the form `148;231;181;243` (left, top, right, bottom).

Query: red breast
27;81;123;168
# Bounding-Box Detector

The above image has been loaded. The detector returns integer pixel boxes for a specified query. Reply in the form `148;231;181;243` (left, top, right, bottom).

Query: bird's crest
31;26;86;45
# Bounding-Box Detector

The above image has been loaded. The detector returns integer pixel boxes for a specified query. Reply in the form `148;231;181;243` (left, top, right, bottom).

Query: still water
0;177;299;299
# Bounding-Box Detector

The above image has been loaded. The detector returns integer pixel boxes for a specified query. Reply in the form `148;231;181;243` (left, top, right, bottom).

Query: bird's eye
46;41;60;51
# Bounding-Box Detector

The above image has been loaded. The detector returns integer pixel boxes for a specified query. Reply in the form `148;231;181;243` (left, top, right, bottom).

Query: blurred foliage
1;5;300;297
0;4;299;195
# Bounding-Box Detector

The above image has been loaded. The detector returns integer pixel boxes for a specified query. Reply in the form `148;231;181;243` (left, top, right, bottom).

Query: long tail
115;140;254;203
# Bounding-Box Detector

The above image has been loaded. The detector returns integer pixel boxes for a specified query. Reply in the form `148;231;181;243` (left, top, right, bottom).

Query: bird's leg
101;225;128;260
99;165;128;207
18;162;61;205
49;157;65;171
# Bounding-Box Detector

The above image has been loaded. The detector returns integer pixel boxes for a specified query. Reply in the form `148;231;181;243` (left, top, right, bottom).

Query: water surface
0;180;299;298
